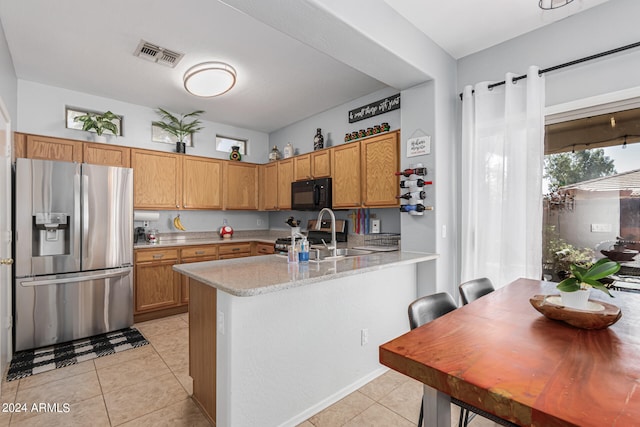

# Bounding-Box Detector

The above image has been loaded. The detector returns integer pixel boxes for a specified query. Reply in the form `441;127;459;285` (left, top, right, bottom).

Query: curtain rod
458;40;640;101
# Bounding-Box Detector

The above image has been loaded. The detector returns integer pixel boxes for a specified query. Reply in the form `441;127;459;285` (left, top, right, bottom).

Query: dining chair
408;292;471;427
408;292;518;427
458;277;495;305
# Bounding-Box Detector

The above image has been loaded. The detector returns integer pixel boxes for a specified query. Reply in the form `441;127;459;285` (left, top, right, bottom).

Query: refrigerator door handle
82;172;89;264
18;268;132;287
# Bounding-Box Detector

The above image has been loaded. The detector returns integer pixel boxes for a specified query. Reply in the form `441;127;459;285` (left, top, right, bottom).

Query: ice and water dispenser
32;212;71;256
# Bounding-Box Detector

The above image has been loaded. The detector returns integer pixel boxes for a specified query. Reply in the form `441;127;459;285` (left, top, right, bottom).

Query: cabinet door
24;134;83;163
277;159;294;210
131;149;182;209
135;260;180;313
180;255;218;304
224;162;258;210
311;150;331;178
294;154;312;181
331;142;361;208
260;163;278;210
183;156;223;209
361;131;400;207
83;142;131;167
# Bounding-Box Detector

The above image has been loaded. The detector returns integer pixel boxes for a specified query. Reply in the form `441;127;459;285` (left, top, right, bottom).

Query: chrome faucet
316;208;337;258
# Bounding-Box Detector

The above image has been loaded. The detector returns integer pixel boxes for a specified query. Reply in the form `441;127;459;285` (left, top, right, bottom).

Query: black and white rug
6;327;149;382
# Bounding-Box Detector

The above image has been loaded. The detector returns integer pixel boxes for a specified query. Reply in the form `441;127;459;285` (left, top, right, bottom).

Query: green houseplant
152;108;204;153
74;110;120;138
557;257;620;298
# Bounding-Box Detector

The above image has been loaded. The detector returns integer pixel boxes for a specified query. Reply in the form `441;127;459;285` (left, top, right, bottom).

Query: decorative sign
407;136;431;157
348;93;400;123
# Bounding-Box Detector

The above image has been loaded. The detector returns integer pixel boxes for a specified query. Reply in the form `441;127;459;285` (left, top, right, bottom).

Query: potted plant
556;258;620;309
153;108;204;153
74;110;120;141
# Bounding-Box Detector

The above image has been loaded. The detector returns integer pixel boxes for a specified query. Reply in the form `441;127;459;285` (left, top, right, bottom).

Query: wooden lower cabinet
218;242;252;259
189;279;217;424
179;245;219;304
134;248;181;321
253;242;275;255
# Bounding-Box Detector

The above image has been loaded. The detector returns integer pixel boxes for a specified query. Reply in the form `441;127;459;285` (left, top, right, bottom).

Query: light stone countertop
133;231;287;249
173;251;438;297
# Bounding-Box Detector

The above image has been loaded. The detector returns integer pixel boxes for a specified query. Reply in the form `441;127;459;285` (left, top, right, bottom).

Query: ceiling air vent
133;40;184;68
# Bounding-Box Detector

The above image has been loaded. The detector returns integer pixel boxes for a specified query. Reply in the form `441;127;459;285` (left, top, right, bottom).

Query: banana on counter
173;214;186;231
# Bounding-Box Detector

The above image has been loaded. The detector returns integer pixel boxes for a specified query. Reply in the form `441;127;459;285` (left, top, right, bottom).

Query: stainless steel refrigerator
14;158;133;351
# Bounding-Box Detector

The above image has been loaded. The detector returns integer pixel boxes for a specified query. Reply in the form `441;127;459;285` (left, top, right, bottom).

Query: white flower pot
560;289;590;310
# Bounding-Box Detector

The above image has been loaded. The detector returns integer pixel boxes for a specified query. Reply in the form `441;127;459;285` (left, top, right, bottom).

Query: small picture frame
151;123;193;146
65;106;123;136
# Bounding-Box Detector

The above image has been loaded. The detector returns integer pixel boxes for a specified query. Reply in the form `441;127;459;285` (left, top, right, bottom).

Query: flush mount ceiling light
183;62;237;97
539;0;574;9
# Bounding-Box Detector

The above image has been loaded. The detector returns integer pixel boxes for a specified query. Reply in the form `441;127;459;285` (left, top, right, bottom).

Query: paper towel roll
133;211;160;222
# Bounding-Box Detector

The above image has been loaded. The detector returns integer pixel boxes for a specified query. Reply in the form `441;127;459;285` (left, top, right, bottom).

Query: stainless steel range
13;159;134;351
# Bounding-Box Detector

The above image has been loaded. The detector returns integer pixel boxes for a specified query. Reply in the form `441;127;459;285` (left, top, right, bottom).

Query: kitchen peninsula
174;250;437;426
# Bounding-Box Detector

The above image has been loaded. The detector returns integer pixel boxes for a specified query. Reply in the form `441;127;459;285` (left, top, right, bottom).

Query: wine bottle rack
397;163;433;215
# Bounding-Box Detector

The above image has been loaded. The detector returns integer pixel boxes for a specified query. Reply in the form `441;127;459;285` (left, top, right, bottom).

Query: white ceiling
0;0;612;133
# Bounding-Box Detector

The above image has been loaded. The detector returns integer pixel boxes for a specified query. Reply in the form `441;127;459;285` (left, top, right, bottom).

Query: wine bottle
399;179;432;188
399;204;433;213
395;167;427;177
396;191;426;200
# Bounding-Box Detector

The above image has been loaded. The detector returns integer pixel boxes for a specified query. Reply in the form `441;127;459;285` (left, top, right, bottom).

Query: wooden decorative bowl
529;294;622;329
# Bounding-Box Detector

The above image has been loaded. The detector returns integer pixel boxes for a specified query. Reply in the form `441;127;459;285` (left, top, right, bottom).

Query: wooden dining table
379;278;640;426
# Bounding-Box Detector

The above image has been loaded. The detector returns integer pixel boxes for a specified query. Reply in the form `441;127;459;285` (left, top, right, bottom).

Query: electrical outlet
257;219;264;226
361;328;369;346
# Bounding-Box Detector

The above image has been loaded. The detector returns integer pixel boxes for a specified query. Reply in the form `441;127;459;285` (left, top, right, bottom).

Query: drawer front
218;243;252;255
135;248;179;263
255;243;275;255
181;246;218;259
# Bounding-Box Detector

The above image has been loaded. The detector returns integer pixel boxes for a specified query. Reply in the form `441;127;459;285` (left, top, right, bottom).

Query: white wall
0;19;17;125
269;87;401;153
457;0;640;106
216;264;416;427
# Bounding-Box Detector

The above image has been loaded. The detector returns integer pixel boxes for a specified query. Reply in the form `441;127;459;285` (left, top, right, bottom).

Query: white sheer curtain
461;66;545;288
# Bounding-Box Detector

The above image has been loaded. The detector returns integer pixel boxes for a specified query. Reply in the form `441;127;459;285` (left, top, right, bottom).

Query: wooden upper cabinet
331;142;361;208
131;149;182;209
361;131;400;207
311;149;331;178
277;159;294;210
224;161;258;210
83;142;131;167
294;150;331;181
18;134;83;163
294;154;312;181
182;156;223;209
259;162;278;211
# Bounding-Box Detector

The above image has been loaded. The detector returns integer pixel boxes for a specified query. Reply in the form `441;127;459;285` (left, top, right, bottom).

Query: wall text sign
348;93;400;123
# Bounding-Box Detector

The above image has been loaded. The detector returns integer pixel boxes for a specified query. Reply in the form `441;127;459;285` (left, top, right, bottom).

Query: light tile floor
0;314;502;426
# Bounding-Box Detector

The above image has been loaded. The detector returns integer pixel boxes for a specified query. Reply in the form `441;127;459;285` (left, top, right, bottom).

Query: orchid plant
556;258;620;297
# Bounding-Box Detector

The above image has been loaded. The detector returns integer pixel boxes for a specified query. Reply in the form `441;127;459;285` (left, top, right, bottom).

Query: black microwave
291;178;332;211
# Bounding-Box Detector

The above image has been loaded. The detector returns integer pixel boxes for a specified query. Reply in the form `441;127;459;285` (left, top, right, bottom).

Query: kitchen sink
309;247;373;261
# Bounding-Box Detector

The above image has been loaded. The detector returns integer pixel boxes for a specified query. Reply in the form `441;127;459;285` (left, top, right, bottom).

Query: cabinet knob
176;204;180;208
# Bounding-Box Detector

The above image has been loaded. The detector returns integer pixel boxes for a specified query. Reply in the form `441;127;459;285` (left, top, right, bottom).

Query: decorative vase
269;145;281;162
93;134;108;143
313;128;324;151
176;141;186;153
560;289;591;310
229;145;242;161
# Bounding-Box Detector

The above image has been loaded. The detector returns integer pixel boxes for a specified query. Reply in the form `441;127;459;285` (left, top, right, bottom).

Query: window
542;107;640;280
216;135;246;155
